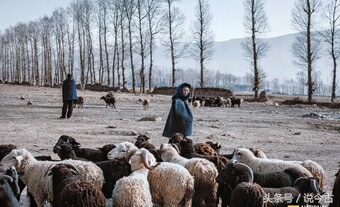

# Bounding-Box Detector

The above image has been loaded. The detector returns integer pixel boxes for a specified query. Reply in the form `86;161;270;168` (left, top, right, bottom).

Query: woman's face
182;86;190;96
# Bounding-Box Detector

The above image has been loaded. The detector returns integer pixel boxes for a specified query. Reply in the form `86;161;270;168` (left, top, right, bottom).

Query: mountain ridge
153;33;333;84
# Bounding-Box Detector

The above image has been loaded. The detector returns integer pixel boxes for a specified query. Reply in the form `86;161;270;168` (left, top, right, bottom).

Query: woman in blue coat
60;73;78;118
162;83;193;138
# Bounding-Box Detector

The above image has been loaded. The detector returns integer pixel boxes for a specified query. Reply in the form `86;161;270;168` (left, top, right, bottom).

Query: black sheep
47;164;106;207
95;157;132;198
53;135;115;162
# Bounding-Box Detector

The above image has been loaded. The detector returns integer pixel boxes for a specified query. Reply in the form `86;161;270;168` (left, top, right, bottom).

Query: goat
100;96;116;108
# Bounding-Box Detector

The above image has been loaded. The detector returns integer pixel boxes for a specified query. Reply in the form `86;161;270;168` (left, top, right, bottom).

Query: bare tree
51;8;69;84
320;0;340;102
162;0;188;87
291;0;322;103
190;0;214;88
108;0;122;88
135;0;148;93
146;0;163;91
241;0;270;98
123;0;137;92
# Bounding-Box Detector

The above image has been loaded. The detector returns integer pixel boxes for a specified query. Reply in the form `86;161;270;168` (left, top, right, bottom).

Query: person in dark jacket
60;73;78;118
162;83;193;138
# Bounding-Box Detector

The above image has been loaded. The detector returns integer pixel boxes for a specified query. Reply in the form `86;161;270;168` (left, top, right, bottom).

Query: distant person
60;73;78;118
106;91;114;99
162;83;193;138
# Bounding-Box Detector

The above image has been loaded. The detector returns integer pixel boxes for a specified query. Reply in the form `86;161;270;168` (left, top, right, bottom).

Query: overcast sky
0;0;296;41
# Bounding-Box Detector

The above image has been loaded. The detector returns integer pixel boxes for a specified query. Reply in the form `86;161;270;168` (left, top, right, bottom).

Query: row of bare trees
0;0;339;101
245;0;340;102
0;0;214;93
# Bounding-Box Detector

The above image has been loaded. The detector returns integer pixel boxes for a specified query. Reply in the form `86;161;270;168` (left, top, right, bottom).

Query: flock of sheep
0;133;339;207
190;96;244;109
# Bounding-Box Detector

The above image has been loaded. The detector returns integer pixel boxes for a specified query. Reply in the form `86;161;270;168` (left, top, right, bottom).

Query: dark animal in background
204;97;214;107
231;97;243;108
74;96;84;108
142;99;150;110
100;96;116;108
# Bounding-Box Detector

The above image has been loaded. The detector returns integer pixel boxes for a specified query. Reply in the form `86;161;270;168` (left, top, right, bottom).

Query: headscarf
172;82;191;102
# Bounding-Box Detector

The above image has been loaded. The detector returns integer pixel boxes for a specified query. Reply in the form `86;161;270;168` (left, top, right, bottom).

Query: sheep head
1;148;34;172
159;143;180;162
216;162;254;189
107;142;138;159
168;133;184;144
231;148;256;163
125;149;158;171
53;135;80;153
293;177;325;195
134;135;151;148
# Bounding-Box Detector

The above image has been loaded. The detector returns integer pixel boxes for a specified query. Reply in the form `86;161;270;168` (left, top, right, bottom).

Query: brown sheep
74;96;84;108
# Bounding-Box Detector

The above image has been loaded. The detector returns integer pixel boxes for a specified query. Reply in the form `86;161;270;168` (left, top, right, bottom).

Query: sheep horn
309;178;325;195
63;164;80;175
233;163;254;183
141;150;159;170
293;177;307;186
44;164;55;177
0;174;13;183
171;143;180;153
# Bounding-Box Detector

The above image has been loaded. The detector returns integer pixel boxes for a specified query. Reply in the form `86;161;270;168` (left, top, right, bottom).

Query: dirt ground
0;84;339;206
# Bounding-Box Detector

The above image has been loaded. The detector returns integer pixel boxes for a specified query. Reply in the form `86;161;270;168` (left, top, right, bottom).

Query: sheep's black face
53;135;80;153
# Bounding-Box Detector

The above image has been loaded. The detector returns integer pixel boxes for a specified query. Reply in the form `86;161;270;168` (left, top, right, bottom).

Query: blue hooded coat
162;83;193;138
62;76;78;102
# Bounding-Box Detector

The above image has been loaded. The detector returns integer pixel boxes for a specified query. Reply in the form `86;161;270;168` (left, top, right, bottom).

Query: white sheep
107;142;195;207
231;148;313;177
111;148;158;207
221;97;232;107
159;143;219;207
0;148;104;207
245;148;325;190
192;100;201;110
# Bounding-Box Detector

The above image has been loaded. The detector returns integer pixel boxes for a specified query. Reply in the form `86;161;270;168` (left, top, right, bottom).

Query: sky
0;0;297;41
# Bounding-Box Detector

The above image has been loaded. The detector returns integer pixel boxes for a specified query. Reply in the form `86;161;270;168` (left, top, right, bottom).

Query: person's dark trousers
61;100;74;118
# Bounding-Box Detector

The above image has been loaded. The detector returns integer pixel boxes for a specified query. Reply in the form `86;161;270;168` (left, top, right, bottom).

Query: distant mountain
153;33;333;84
